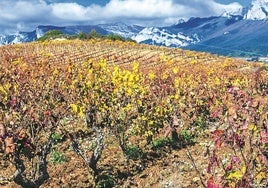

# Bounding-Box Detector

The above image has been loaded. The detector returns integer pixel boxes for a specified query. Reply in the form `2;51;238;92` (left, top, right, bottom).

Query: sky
0;0;252;34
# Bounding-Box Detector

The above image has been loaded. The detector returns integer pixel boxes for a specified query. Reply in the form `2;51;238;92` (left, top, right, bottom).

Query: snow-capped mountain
132;27;200;47
244;0;268;20
98;23;143;38
185;17;268;56
0;24;138;45
1;0;268;57
0;31;37;45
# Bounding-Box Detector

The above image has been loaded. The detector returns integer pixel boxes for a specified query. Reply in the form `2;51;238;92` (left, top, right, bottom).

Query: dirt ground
0;132;212;188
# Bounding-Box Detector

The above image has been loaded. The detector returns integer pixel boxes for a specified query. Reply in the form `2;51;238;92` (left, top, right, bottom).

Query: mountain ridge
1;0;268;57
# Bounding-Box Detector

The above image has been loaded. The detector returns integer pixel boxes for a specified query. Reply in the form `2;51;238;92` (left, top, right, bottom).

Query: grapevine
0;39;267;187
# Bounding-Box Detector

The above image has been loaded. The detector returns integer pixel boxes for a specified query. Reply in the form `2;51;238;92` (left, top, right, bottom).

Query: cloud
0;0;243;34
51;3;89;20
0;0;52;33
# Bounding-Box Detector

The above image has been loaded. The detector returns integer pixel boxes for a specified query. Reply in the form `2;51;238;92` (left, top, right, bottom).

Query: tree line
36;29;136;42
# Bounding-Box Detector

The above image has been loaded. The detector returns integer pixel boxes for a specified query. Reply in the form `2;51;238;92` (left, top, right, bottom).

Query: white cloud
0;0;243;34
103;0;184;18
210;1;243;15
0;0;52;33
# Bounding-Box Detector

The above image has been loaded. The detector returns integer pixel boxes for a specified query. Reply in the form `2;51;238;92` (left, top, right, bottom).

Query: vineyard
0;39;267;187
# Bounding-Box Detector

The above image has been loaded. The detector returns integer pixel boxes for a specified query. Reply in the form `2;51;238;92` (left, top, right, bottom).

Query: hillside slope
0;40;267;188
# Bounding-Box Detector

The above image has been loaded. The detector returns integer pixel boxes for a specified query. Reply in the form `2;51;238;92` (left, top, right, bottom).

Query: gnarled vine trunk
13;136;53;188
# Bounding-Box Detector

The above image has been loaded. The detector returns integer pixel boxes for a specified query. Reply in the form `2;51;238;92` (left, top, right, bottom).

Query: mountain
36;25;109;37
133;0;268;57
132;27;200;47
0;25;109;45
0;31;37;45
244;0;268;20
186;18;268;57
134;16;236;48
1;0;268;57
0;24;142;45
98;23;143;38
132;14;268;57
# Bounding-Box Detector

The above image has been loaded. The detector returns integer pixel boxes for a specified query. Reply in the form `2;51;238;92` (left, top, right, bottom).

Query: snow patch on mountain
36;27;45;38
0;32;31;45
132;27;200;47
98;23;143;38
244;0;268;20
12;33;25;44
174;19;186;25
2;30;39;45
0;35;7;45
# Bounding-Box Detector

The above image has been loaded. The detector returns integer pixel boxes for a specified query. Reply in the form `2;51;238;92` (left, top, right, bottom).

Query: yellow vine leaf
70;104;84;117
214;77;221;85
78;106;84;117
132;62;139;72
249;124;257;131
227;166;246;180
148;72;155;80
70;104;78;113
173;67;179;74
256;172;267;183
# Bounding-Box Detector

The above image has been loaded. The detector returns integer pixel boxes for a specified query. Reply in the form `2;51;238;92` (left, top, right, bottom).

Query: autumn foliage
0;39;267;187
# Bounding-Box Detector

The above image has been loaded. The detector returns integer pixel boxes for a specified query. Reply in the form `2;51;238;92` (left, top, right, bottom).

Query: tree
77;32;88;40
88;29;103;39
105;34;125;41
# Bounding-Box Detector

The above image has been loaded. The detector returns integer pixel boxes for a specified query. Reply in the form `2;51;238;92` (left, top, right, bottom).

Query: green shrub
181;129;195;143
153;137;172;149
50;150;67;164
193;116;207;129
124;145;143;160
51;132;64;143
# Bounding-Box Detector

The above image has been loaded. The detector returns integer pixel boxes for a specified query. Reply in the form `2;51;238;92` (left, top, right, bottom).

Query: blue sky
217;0;250;6
45;0;251;7
0;0;253;34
